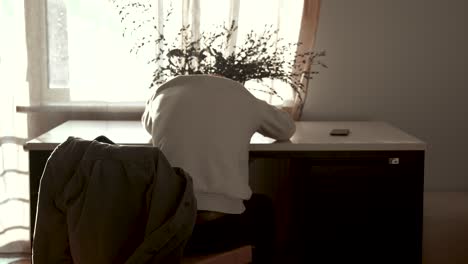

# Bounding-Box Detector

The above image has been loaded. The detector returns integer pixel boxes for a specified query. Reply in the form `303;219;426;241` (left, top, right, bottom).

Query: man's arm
256;99;296;141
141;94;154;135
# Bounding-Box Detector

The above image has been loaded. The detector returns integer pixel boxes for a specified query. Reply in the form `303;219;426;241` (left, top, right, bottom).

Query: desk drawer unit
286;151;424;264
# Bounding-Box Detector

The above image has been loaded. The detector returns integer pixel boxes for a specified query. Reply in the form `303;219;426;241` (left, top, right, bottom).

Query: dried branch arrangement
112;0;326;103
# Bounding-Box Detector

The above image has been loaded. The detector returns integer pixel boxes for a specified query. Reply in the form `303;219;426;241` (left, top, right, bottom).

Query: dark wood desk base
30;150;424;264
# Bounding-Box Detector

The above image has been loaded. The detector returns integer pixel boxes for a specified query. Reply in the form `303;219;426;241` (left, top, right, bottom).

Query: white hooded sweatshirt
142;75;295;214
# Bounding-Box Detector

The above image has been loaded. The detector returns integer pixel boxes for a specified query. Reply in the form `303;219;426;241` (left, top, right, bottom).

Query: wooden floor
2;192;468;264
422;192;468;264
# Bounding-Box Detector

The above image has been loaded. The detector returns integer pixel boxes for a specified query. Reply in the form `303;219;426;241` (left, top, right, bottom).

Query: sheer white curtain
152;0;304;106
40;0;317;108
0;0;31;254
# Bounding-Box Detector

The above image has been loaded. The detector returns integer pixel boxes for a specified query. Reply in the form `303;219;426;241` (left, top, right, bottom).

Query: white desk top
24;120;426;151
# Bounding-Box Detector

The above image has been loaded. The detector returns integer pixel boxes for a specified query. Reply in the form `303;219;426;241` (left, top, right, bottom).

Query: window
26;0;303;104
45;0;153;102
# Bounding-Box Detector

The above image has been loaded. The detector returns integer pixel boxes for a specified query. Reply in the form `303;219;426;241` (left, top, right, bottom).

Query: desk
25;120;425;263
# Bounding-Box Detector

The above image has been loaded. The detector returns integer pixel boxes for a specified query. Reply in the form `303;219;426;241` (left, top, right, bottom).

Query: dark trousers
184;194;275;264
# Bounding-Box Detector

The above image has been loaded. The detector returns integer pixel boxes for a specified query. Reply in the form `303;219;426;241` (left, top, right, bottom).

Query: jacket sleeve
255;99;296;141
124;150;197;264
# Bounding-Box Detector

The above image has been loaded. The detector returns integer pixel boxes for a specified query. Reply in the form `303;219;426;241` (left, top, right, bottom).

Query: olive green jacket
33;137;196;264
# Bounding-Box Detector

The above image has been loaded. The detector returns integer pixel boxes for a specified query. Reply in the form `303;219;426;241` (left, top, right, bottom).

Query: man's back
142;75;295;214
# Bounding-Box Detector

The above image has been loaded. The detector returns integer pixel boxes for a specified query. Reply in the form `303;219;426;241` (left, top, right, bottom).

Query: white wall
302;0;468;191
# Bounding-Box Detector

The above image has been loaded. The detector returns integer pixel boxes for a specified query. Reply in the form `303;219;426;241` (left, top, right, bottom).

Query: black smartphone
330;128;350;136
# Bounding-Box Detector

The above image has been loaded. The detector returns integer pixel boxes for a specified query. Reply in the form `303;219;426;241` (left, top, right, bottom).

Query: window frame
25;0;151;105
25;0;70;104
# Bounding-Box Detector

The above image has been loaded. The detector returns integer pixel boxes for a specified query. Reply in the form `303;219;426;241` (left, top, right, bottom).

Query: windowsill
16;101;146;114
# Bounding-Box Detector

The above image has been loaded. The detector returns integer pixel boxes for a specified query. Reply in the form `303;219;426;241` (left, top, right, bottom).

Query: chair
33;137;197;263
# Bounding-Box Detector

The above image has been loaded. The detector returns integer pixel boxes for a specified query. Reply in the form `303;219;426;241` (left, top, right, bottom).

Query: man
142;75;295;263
